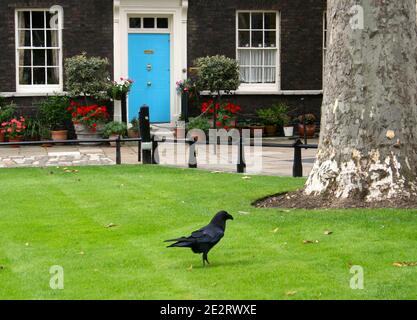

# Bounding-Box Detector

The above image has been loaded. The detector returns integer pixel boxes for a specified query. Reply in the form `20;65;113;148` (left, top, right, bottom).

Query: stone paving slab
0;138;318;176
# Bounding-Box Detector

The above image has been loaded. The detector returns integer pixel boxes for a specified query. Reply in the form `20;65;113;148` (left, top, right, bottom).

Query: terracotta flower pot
264;125;278;137
298;124;316;138
51;130;68;141
127;129;140;139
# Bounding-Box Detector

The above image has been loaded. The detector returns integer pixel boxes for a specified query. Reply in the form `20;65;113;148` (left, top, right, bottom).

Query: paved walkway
0;138;318;176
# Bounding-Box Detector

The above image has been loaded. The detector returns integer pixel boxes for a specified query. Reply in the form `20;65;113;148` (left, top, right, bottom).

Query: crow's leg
203;252;210;266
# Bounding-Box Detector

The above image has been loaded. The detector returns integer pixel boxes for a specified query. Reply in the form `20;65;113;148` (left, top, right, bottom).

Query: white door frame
114;0;188;124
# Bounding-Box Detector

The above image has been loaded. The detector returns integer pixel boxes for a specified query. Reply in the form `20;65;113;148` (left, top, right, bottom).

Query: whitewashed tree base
303;1;417;205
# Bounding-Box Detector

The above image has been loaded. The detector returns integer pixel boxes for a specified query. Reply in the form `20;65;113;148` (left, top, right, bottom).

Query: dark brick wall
0;0;113;93
188;0;326;90
188;0;326;118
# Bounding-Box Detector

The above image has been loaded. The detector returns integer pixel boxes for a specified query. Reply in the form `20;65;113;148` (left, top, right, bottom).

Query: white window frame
236;10;280;93
127;15;171;33
15;8;63;94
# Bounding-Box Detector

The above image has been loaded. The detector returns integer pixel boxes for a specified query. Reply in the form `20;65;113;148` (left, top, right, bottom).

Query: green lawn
0;165;416;300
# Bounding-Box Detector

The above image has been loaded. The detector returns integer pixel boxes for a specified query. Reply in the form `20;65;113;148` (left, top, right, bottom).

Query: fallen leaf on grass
187;265;193;271
238;211;250;215
303;240;320;244
106;223;118;228
324;230;333;235
285;290;297;296
25;242;30;247
271;228;279;233
242;176;251;180
78;251;85;255
393;262;417;268
64;169;79;173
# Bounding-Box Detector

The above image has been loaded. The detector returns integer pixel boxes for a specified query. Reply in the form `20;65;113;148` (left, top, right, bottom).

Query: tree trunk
305;0;417;202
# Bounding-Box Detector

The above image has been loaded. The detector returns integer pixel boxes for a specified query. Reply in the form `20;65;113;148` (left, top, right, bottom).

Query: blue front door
128;33;171;123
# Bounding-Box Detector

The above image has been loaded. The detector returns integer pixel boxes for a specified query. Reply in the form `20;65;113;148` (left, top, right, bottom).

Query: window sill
199;89;323;96
1;90;66;98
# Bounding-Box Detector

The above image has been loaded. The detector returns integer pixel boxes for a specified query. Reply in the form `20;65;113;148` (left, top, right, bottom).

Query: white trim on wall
114;0;188;124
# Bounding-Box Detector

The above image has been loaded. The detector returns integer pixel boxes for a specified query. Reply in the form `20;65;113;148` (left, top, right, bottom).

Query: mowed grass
0;165;417;300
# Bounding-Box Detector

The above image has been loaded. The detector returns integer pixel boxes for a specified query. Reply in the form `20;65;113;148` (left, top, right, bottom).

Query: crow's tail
164;237;188;243
167;241;193;248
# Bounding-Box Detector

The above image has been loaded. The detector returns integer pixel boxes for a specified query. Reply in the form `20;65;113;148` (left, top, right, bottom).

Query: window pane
129;18;141;28
32;30;45;47
238;50;250;66
251;31;263;47
157;18;168;28
264;50;276;66
238;31;250;47
18;30;31;47
240;67;250;83
251;67;263;83
33;68;46;84
264;31;276;47
46;30;59;47
18;49;32;66
47;67;59;84
47;49;59;66
19;67;32;84
251;13;263;29
238;13;250;29
264;67;276;83
18;12;31;28
143;18;155;28
251;50;263;66
33;49;45;66
264;13;276;29
32;11;45;28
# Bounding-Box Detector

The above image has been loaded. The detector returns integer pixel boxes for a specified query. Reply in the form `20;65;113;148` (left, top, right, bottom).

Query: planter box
74;123;105;145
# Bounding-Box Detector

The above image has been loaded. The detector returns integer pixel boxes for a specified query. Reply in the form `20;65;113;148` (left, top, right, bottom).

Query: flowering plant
1;117;26;138
176;79;194;95
67;101;110;131
108;77;134;100
201;100;241;129
297;113;317;125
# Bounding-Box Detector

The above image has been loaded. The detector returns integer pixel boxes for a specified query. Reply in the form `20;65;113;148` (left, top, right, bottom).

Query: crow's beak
229;215;234;220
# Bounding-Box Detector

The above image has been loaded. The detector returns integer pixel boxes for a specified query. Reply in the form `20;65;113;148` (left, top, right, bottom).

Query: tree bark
305;0;417;202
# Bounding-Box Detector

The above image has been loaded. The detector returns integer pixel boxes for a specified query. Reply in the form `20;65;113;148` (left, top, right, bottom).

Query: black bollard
237;134;246;173
139;106;152;164
116;135;122;165
293;139;303;178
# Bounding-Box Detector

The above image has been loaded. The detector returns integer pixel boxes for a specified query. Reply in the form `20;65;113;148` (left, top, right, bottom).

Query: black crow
165;211;234;266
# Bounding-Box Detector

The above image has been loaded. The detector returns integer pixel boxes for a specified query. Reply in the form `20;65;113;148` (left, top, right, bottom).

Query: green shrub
195;55;240;94
187;117;210;132
257;103;289;126
103;121;127;138
0;102;16;124
65;53;110;100
39;95;71;131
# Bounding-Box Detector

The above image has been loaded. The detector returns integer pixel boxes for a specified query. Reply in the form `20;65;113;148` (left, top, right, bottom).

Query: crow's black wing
165;224;224;249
